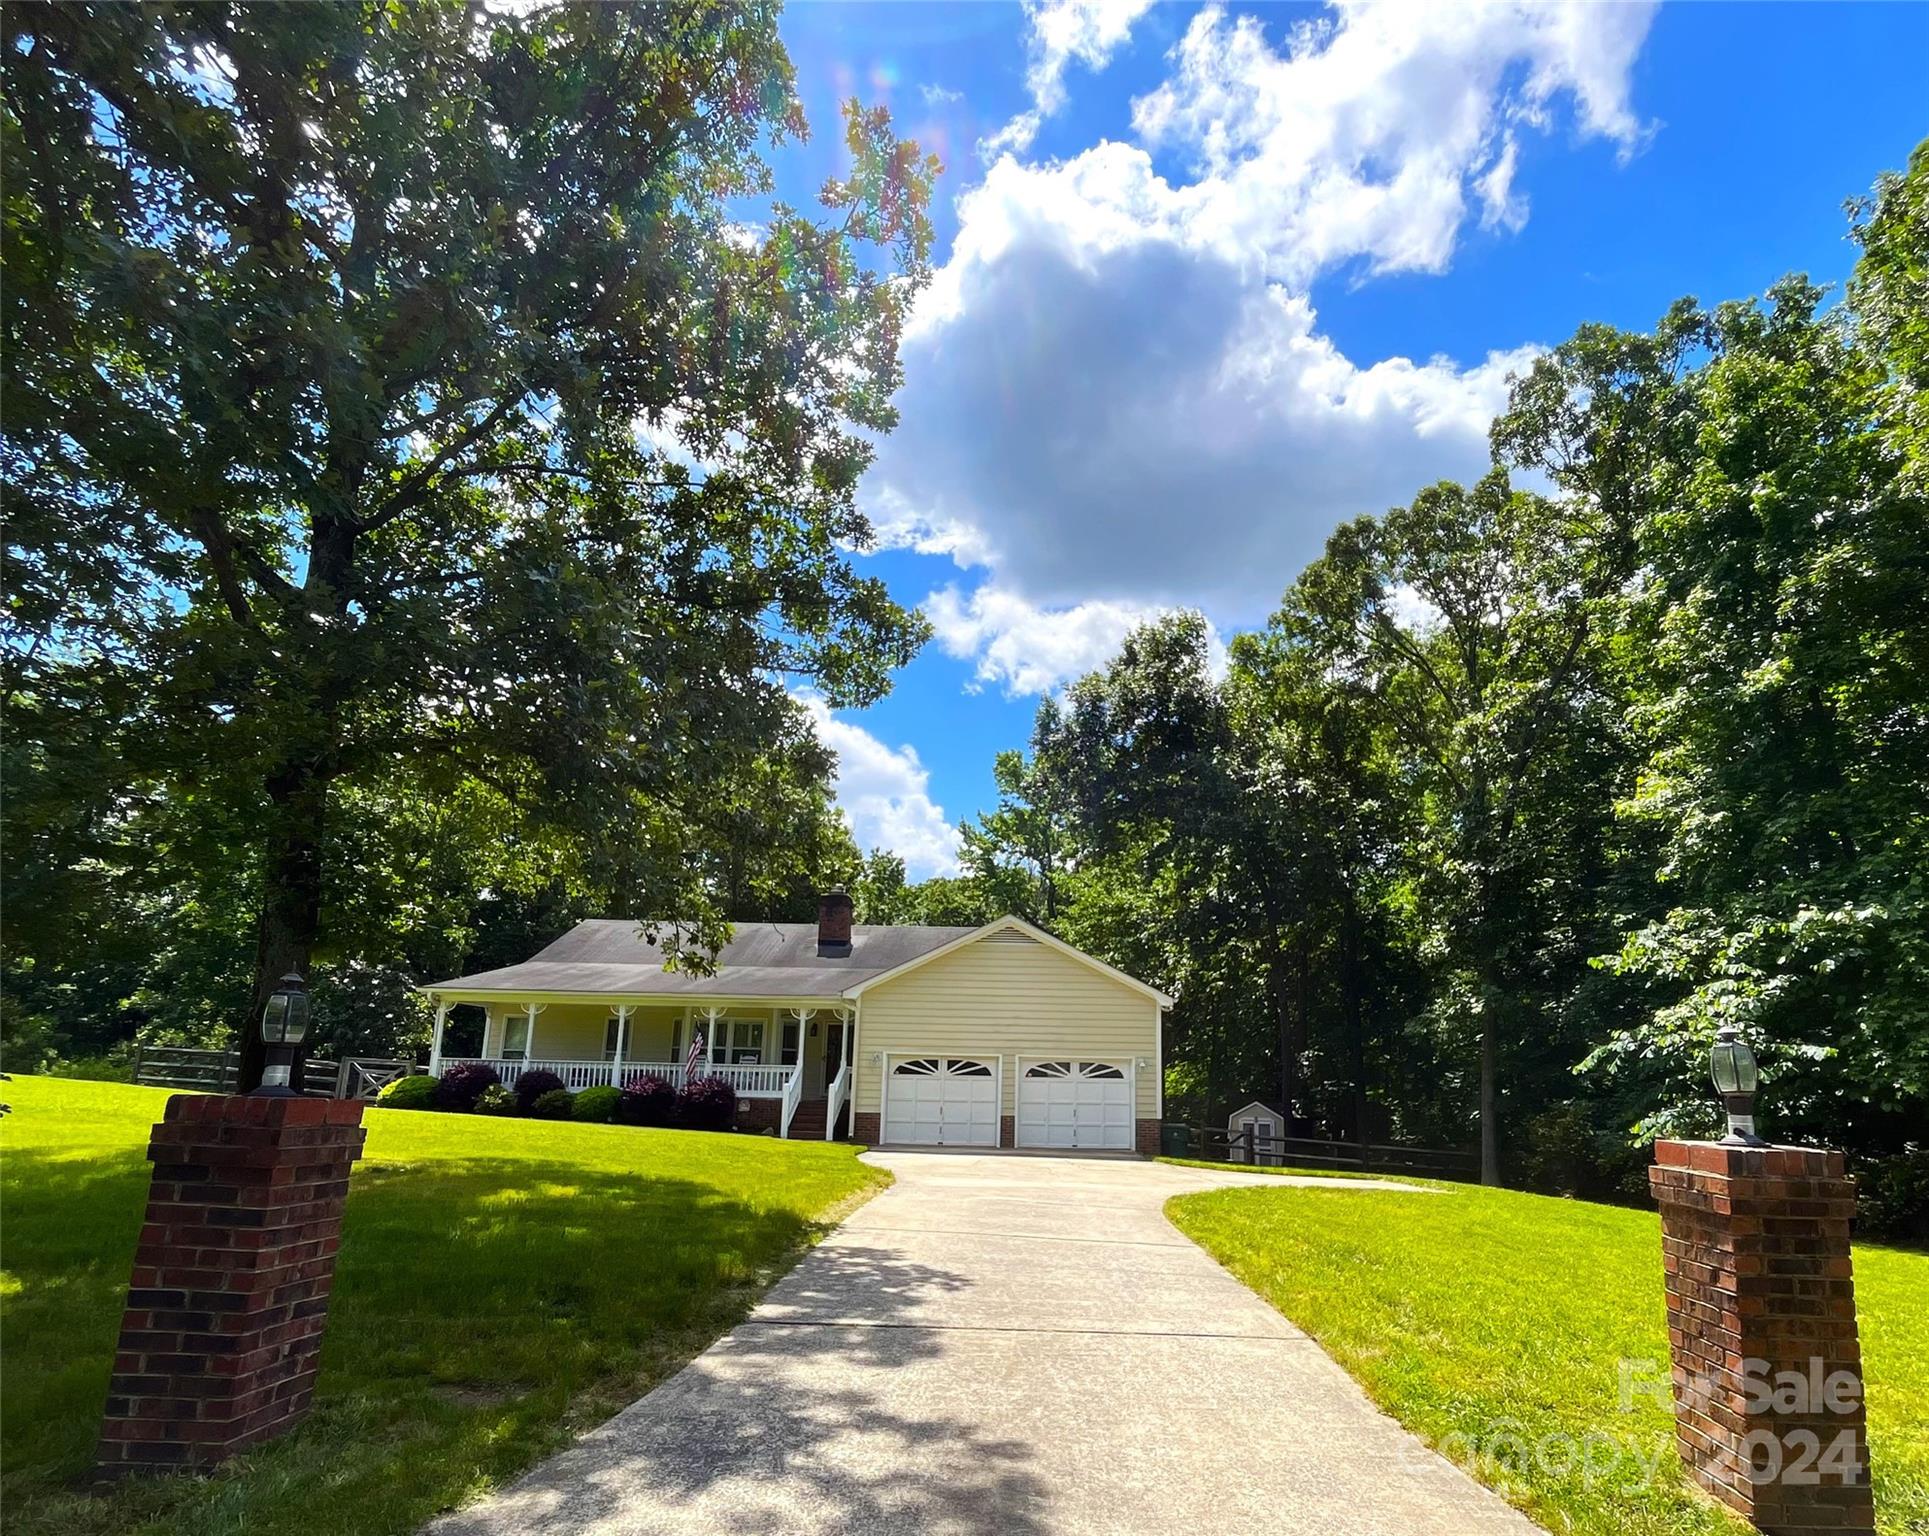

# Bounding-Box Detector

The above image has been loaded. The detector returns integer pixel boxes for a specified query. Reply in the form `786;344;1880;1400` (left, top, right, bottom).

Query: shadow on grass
1;1151;941;1536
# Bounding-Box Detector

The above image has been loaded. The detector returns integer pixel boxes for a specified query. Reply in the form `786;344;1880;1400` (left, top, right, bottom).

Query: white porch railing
824;1059;850;1143
779;1060;804;1139
442;1057;796;1098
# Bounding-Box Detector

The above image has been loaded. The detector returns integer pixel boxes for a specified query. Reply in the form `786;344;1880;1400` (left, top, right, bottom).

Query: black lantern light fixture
1709;1023;1765;1146
255;973;312;1096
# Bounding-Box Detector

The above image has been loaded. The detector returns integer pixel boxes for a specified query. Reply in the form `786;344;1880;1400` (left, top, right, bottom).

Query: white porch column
428;1000;449;1076
524;1001;546;1060
789;1008;815;1079
702;1007;725;1071
829;1006;854;1142
610;1004;632;1087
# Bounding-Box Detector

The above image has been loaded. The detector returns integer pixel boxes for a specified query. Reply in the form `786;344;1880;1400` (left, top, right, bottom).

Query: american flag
685;1028;705;1079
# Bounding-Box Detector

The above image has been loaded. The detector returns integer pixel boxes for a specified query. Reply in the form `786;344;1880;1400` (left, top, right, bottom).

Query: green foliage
2;0;936;1082
473;1083;517;1116
925;144;1929;1193
1169;1182;1927;1536
375;1074;438;1111
570;1084;621;1123
529;1087;575;1121
0;996;63;1075
0;1075;887;1536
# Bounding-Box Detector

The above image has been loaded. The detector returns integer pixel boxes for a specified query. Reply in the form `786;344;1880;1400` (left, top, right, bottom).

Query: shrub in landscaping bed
474;1083;516;1115
435;1061;501;1110
512;1068;567;1111
678;1074;737;1133
376;1073;438;1110
572;1084;620;1123
530;1087;574;1120
616;1072;677;1126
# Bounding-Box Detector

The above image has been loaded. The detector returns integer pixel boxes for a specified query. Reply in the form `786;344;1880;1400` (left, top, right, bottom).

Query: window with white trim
728;1018;765;1065
501;1014;530;1062
604;1014;631;1062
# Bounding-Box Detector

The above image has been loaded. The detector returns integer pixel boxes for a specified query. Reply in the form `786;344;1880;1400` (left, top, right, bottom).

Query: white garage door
1016;1060;1133;1150
882;1057;999;1147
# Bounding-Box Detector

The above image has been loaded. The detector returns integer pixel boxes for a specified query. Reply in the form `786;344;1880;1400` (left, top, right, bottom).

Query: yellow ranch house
423;891;1172;1152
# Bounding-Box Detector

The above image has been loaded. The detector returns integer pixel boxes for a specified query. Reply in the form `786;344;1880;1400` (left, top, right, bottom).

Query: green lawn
1168;1181;1929;1536
0;1075;889;1536
1155;1154;1421;1182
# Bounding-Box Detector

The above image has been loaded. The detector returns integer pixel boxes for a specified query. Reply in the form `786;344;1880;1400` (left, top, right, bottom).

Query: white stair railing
778;1063;804;1139
824;1060;850;1142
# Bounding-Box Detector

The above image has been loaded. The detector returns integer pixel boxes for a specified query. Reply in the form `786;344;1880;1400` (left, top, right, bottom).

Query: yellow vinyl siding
856;934;1161;1120
481;1003;686;1063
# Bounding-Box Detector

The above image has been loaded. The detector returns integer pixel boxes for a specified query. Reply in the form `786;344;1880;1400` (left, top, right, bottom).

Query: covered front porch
425;997;855;1140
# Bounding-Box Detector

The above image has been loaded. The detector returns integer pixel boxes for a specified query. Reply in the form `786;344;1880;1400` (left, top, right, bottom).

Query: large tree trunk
1479;1011;1499;1185
235;762;330;1090
1267;922;1299;1131
1340;896;1369;1146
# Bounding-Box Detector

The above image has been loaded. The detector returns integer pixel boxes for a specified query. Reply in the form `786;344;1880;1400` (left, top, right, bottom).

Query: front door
821;1022;848;1092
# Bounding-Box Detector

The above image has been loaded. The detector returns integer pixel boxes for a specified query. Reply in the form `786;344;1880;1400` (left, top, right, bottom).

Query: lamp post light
255;973;312;1096
1709;1023;1766;1146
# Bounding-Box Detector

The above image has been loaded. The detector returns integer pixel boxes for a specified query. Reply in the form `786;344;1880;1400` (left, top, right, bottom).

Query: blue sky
767;0;1927;879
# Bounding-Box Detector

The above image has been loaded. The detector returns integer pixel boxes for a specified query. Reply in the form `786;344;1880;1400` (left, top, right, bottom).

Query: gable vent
985;928;1039;944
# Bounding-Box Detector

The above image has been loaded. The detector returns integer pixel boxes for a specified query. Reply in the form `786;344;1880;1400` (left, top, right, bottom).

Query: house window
729;1019;765;1065
780;1017;800;1067
501;1014;530;1062
670;1018;682;1064
604;1014;631;1062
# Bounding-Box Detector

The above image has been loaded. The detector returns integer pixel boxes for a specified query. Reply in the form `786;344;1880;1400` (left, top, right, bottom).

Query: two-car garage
851;917;1169;1154
879;1053;1136;1150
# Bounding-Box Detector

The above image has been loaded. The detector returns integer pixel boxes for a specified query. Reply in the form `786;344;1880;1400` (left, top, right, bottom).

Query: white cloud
1474;134;1526;232
984;0;1157;155
920;82;965;107
1127;0;1654;280
796;694;958;878
926;585;1225;696
873;173;1538;617
866;0;1656;694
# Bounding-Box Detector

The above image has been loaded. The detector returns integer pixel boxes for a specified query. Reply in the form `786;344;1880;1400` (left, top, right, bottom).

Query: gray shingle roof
424;919;976;1000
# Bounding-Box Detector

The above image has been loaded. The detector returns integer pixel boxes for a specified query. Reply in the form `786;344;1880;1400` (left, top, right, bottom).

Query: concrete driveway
428;1151;1540;1536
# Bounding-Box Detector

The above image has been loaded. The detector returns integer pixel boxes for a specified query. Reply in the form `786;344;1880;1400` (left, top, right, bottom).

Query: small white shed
1227;1101;1287;1166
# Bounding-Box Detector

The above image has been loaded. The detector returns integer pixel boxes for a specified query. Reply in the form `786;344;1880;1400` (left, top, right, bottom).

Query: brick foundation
1649;1141;1874;1536
97;1094;366;1478
852;1111;880;1145
999;1114;1015;1148
735;1098;779;1133
1135;1119;1160;1157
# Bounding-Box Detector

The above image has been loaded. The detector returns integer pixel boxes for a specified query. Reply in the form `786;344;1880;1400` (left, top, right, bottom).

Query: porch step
785;1098;832;1137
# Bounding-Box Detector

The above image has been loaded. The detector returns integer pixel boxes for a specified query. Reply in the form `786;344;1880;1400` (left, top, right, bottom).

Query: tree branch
358;395;521;533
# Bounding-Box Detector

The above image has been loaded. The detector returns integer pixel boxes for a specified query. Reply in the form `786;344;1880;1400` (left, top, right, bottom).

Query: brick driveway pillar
1649;1140;1874;1536
97;1093;366;1478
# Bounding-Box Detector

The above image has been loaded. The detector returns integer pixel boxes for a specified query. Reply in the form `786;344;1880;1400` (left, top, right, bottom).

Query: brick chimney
817;888;854;957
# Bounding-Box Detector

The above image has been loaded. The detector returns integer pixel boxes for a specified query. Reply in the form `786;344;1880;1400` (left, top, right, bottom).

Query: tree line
2;5;1920;1230
866;144;1928;1224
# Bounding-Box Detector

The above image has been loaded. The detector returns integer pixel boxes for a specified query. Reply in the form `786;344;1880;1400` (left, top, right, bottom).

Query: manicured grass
1168;1181;1928;1536
1;1075;889;1536
1155;1154;1423;1182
